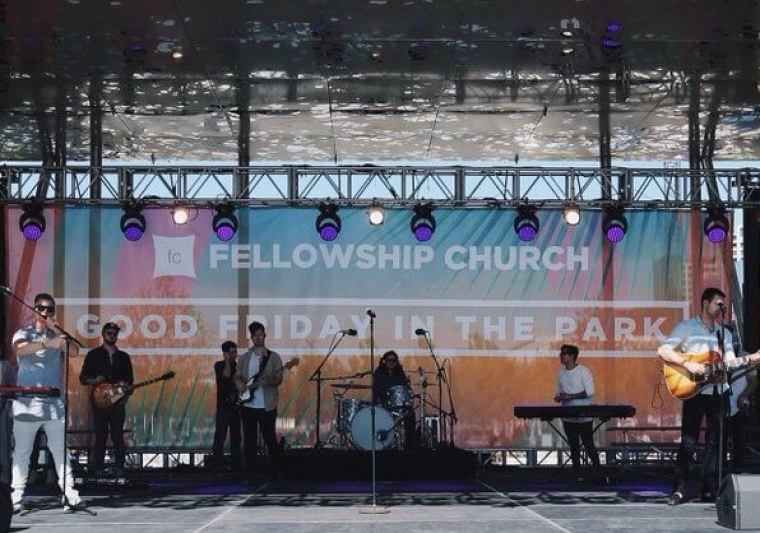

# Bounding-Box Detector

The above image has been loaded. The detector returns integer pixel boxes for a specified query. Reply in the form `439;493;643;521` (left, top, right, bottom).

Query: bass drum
335;398;368;432
350;406;394;450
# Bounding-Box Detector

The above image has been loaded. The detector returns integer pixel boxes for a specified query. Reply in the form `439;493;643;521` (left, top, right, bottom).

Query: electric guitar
235;357;299;407
91;371;176;411
662;351;759;400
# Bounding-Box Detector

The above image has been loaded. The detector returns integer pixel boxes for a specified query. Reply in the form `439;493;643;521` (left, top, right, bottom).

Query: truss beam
1;165;760;209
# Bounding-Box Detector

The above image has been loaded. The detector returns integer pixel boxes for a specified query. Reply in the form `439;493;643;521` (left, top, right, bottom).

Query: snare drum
350;406;394;450
336;398;367;432
385;384;412;409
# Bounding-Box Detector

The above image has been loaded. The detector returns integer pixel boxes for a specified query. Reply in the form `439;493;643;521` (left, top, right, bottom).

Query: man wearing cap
80;322;134;477
11;292;84;512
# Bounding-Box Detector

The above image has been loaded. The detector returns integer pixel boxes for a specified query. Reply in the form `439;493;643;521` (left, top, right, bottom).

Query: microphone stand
443;360;457;447
420;331;446;446
0;286;91;514
308;331;351;449
359;309;388;515
716;305;729;499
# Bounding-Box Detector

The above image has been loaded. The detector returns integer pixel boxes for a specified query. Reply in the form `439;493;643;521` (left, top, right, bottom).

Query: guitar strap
249;349;271;382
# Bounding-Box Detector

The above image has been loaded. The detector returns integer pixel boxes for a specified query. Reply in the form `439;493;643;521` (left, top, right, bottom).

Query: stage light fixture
212;204;238;241
704;205;729;244
562;204;581;226
367;202;385;226
315;203;341;241
602;205;628;243
514;205;540;242
410;204;436;242
171;205;190;225
18;203;46;241
120;203;146;241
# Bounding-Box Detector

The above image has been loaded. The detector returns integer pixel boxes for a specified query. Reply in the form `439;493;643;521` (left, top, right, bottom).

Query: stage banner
3;206;731;449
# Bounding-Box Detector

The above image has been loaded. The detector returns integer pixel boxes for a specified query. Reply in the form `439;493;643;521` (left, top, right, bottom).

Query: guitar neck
133;376;168;389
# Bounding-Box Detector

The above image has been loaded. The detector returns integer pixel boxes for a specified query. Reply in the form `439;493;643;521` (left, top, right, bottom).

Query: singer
658;287;760;505
10;293;86;513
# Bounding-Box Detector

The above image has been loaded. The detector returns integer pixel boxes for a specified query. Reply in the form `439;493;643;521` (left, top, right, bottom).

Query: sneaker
668;491;684;506
12;501;24;514
63;500;87;513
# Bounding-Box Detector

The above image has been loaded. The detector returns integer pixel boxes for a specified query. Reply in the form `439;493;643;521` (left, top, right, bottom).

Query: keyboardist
554;344;601;481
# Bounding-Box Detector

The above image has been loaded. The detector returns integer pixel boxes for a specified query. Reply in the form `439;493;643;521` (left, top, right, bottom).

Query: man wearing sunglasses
80;322;134;479
10;293;85;513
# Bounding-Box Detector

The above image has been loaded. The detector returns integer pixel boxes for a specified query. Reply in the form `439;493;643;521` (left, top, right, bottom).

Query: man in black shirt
372;350;416;449
212;341;241;470
80;322;133;477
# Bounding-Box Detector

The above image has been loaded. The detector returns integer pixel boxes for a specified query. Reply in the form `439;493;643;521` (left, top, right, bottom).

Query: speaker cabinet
718;474;760;530
0;482;11;533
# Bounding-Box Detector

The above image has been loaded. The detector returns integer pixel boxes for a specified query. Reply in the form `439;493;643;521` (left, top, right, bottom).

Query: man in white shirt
554;343;600;481
10;293;85;513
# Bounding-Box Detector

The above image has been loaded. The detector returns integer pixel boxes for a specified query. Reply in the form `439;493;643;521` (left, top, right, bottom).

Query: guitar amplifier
718;474;760;529
0;482;11;533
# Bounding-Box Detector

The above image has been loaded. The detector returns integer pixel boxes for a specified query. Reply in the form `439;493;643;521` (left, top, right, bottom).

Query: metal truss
2;164;760;209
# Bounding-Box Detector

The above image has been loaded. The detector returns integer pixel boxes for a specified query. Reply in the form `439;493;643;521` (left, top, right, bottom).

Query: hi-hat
331;383;371;389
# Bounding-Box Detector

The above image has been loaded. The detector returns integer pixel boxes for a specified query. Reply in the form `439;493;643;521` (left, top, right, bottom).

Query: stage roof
0;1;759;164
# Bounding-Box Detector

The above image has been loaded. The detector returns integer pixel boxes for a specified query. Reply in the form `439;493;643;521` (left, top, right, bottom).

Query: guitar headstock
162;371;177;380
284;357;300;370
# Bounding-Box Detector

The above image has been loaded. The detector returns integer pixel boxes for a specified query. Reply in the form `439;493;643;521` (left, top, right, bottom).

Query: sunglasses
385;359;398;363
103;330;119;336
35;305;56;313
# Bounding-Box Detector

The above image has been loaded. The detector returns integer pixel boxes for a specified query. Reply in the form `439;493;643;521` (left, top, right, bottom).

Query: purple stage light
514;205;539;242
316;203;341;241
602;206;627;243
704;206;728;244
120;208;146;242
19;204;46;241
212;205;238;241
410;204;436;242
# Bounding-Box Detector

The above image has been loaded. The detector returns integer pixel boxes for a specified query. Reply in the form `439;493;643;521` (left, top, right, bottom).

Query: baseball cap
102;322;121;333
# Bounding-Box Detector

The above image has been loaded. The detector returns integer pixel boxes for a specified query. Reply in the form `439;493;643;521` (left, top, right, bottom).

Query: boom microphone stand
416;329;448;445
0;286;92;514
308;329;357;448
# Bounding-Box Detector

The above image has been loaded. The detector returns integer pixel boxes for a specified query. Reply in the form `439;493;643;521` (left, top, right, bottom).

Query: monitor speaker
718;474;760;530
0;482;11;532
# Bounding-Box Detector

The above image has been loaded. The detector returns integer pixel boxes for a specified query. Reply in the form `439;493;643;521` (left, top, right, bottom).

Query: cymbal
331;383;371;389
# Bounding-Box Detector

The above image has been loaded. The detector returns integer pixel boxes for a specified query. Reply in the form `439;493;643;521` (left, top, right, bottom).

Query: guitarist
234;321;284;482
658;287;760;505
79;322;134;478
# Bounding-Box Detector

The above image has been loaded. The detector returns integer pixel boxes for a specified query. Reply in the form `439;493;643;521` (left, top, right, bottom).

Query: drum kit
328;374;436;451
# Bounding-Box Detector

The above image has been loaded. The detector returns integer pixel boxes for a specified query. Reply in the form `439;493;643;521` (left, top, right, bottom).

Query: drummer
372;350;410;405
372;350;417;449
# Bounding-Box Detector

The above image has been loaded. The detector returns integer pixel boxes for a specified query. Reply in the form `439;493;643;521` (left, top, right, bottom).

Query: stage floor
7;465;733;532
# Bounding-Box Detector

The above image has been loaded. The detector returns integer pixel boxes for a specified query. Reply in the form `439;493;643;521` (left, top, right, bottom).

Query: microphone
340;329;358;336
376;429;389;441
717;301;726;314
0;285;10;296
415;328;428;336
366;309;376;318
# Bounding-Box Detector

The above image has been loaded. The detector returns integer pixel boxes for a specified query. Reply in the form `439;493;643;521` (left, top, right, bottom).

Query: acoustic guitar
235;358;299;407
91;371;176;411
662;351;757;400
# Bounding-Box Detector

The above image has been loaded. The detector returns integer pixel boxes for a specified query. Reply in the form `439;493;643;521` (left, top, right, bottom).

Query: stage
5;461;737;532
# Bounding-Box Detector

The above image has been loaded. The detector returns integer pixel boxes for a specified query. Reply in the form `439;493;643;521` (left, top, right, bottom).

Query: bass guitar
92;371;176;411
663;351;758;400
235;357;299;407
